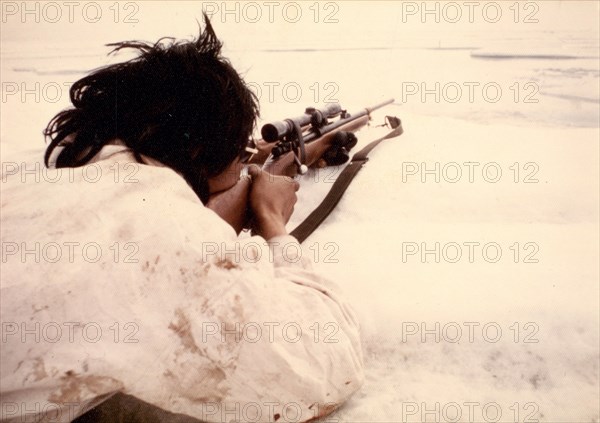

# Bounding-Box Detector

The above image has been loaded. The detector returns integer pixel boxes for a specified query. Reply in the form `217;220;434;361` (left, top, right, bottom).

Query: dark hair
44;14;259;203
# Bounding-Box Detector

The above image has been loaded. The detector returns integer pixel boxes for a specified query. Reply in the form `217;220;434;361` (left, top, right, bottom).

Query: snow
1;1;599;422
298;112;599;421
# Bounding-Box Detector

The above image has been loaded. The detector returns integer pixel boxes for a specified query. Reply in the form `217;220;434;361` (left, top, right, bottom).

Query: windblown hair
44;15;259;203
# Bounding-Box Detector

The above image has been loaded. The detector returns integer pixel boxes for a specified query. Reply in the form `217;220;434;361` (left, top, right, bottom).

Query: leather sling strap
290;116;404;244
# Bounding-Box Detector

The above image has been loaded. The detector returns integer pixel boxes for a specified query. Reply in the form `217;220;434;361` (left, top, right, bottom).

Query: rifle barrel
318;98;394;137
365;98;395;114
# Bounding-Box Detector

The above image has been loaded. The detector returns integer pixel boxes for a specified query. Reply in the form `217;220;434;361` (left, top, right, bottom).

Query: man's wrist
255;213;287;240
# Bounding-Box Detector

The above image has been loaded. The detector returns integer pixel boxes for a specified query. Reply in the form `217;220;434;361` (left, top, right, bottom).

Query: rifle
207;99;396;235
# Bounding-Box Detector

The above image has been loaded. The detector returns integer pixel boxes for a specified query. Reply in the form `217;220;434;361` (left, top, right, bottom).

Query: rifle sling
290;116;404;244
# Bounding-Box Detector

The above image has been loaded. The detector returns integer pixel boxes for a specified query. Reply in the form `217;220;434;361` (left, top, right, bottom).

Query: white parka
0;146;364;422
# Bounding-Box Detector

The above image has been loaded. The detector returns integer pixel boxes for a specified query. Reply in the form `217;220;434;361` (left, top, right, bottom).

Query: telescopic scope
261;103;342;142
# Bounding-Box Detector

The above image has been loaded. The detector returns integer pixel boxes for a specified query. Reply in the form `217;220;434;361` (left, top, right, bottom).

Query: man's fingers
248;167;300;194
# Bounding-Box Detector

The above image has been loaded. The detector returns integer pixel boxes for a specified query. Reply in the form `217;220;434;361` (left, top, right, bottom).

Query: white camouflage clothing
0;146;364;422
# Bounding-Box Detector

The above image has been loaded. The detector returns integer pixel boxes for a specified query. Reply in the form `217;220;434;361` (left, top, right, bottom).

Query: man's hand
247;165;300;240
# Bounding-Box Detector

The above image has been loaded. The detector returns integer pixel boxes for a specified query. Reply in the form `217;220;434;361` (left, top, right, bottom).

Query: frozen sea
1;1;599;422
